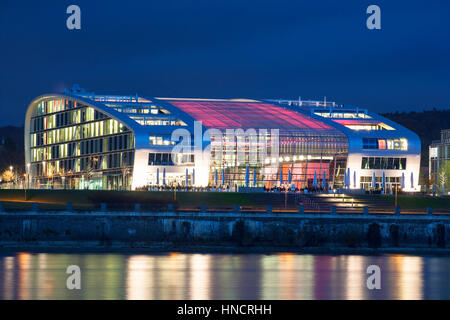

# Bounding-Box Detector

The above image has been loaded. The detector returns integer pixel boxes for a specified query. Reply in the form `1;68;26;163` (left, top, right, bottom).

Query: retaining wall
0;210;448;250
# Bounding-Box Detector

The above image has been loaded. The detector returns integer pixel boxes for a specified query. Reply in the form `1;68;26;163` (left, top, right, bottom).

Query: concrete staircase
296;193;396;213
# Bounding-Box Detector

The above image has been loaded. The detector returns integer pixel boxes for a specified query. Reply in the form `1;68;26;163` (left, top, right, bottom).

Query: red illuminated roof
165;99;335;131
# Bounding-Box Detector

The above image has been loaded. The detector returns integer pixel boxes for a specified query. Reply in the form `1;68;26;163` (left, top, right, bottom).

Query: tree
2;169;14;182
438;160;450;194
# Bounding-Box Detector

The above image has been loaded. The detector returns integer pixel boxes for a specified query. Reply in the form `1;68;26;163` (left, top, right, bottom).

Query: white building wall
131;148;199;189
346;153;421;191
344;116;421;192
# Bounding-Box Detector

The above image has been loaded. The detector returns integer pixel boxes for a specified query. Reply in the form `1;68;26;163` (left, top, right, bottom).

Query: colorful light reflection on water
0;252;449;300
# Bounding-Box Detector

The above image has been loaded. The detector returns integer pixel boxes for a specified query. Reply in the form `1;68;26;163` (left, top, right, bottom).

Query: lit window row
31;134;134;161
149;136;175;146
32;107;107;132
315;112;372;119
363;138;408;150
110;105;170;115
32;151;135;177
31;119;128;147
361;157;407;170
148;153;195;166
36;99;79;116
130;116;186;126
344;124;395;131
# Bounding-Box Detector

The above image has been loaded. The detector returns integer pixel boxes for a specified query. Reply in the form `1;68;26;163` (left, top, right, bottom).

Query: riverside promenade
0;201;448;253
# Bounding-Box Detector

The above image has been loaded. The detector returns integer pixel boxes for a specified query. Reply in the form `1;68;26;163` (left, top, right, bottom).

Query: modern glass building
24;86;421;191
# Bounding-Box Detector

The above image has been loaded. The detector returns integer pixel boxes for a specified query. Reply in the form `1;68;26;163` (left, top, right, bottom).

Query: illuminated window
361;157;406;170
430;147;438;158
362;138;407;150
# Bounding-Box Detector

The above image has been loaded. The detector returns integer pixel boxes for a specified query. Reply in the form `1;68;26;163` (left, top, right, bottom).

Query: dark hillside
0;126;24;174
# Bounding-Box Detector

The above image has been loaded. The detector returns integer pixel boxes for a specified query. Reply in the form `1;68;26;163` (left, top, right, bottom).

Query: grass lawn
385;195;450;210
0;189;448;211
0;189;295;210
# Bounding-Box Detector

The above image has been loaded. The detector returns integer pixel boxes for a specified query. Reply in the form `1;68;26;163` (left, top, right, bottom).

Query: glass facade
165;99;348;189
29;98;135;190
207;131;348;189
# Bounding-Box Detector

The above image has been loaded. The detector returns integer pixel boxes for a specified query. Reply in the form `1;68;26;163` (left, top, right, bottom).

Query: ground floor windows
29;149;135;190
31;170;131;190
208;157;348;189
361;157;406;170
360;175;400;190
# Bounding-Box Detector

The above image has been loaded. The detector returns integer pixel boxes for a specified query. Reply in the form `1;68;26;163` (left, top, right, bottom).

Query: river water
0;252;449;300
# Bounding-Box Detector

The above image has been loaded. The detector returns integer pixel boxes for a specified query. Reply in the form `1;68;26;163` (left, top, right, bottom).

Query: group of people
135;185;232;192
134;184;333;194
263;186;330;194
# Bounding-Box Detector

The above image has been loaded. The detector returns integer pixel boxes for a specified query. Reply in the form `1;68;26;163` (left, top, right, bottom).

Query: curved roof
161;98;336;131
25;92;346;144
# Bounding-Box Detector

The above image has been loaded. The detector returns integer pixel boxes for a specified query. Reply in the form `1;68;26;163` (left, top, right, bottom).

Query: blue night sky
0;0;449;126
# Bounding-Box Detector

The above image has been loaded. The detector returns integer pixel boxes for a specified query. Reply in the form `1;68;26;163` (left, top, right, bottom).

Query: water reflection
126;255;155;300
189;254;211;300
389;255;424;300
345;255;364;300
0;252;448;300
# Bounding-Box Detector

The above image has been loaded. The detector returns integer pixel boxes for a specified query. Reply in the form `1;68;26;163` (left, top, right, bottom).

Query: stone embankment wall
0;209;448;250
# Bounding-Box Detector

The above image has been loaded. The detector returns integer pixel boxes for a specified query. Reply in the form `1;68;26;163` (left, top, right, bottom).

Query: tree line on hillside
0;126;25;182
382;108;450;167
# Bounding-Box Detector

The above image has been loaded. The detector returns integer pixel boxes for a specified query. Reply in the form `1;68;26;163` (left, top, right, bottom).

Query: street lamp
395;184;399;207
25;163;30;200
9;166;13;188
26;163;30;189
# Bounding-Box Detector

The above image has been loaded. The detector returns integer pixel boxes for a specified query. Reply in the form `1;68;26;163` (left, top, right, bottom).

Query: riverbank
0;210;448;254
1;242;450;256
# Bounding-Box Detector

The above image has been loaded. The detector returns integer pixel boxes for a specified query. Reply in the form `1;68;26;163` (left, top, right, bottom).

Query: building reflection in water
156;253;189;300
189;254;211;300
260;253;314;300
1;256;15;300
210;255;240;299
313;255;334;299
36;254;52;300
389;255;424;300
126;255;155;300
344;255;365;300
0;252;446;300
17;252;31;300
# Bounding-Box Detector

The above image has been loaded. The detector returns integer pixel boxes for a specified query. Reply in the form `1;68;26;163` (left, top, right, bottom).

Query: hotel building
24;86;421;191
